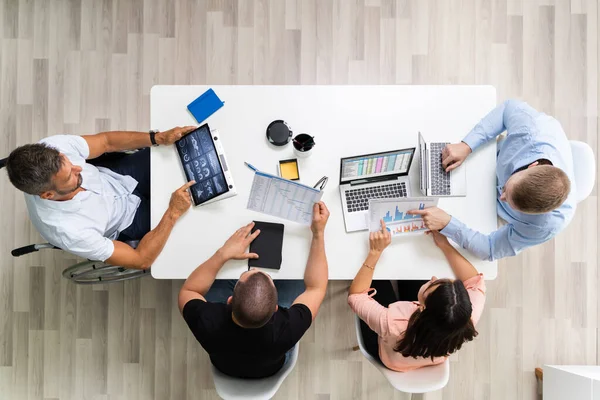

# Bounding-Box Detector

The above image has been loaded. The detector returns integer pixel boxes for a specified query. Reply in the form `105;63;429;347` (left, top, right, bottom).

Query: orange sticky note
279;160;299;180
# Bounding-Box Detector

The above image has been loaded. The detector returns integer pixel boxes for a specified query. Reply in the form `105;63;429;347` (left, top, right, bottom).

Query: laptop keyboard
430;142;451;196
344;182;408;213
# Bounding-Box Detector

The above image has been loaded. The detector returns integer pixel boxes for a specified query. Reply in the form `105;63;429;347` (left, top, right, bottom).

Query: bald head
231;270;278;328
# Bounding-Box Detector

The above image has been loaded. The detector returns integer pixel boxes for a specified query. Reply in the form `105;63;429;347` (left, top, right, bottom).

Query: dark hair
232;272;278;328
6;143;63;195
512;165;571;213
394;279;478;360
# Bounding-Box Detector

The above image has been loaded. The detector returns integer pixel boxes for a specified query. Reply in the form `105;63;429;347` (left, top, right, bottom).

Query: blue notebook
187;89;225;124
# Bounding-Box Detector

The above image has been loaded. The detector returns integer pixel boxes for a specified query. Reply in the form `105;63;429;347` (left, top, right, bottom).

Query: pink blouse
348;274;486;372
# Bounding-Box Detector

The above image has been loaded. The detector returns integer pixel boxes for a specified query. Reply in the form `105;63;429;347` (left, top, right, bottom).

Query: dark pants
360;280;428;362
89;149;151;241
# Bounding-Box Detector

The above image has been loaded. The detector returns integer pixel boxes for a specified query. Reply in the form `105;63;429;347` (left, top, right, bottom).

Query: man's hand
156;126;197;146
168;181;195;219
217;222;261;261
425;230;450;248
442;142;472;172
369;219;392;255
407;207;451;231
311;201;330;236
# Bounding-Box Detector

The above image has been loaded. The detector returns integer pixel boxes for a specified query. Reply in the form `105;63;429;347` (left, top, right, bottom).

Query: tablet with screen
175;124;230;206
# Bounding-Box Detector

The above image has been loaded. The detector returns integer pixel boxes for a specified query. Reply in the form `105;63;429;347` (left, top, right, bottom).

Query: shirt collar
32;192;85;213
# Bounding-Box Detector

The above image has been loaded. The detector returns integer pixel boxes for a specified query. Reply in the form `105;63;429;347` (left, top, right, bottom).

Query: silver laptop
340;148;415;232
418;132;466;197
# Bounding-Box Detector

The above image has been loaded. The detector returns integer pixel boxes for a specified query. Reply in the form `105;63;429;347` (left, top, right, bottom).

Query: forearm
349;251;381;294
181;251;227;296
100;131;153;152
303;233;328;290
134;209;178;268
438;243;479;282
440;217;494;261
462;100;511;151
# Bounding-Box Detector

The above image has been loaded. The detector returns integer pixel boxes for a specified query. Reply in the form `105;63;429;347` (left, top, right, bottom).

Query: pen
244;162;258;172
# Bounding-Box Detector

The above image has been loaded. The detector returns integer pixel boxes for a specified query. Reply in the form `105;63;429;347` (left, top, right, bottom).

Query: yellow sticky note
280;160;299;180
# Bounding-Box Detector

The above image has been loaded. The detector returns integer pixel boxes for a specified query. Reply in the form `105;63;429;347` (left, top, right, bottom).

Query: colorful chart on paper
368;197;439;236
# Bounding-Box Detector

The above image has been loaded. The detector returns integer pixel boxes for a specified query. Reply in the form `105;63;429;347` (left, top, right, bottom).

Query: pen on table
244;162;258;172
313;176;329;190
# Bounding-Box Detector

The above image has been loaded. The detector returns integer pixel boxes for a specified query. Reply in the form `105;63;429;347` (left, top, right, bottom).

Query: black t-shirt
182;299;312;379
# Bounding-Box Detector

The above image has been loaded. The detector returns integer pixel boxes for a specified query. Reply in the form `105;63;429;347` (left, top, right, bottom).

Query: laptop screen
340;148;415;183
175;124;229;206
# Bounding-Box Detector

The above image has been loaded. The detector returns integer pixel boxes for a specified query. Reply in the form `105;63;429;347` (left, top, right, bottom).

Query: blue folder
187;88;225;124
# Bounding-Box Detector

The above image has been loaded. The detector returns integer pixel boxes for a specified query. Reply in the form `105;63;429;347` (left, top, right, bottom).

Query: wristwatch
149;130;160;146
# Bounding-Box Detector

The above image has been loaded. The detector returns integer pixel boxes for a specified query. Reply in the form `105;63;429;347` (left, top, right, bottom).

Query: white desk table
150;86;498;280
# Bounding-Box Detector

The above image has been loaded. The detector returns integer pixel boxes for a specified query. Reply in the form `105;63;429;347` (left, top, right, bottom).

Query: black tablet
175;124;230;206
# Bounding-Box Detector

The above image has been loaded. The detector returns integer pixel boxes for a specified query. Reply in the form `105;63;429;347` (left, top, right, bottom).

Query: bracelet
362;263;374;270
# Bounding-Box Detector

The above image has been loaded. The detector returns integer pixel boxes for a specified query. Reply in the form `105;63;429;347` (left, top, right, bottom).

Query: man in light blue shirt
411;100;576;261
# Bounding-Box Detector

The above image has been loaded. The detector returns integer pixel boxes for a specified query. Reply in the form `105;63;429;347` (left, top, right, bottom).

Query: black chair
1;153;149;284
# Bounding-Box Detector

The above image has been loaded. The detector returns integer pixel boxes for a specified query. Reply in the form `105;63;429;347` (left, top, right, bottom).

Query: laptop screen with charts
175;124;231;206
340;148;415;184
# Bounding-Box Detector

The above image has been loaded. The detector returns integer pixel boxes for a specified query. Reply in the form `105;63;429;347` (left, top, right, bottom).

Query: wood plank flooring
0;0;598;399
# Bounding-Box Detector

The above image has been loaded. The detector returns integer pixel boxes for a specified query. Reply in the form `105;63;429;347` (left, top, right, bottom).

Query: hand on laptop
442;142;472;172
168;181;196;219
311;201;330;237
156;126;197;146
407;207;451;231
217;222;261;261
369;220;392;255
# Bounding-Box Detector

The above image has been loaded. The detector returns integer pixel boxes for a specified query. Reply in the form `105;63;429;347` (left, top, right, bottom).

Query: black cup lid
266;120;292;146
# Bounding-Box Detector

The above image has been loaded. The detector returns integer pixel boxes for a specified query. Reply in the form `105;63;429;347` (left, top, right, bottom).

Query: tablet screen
175;124;229;205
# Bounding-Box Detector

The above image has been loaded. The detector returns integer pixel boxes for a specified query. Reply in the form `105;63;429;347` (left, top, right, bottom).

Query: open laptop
175;123;237;206
418;132;466;197
339;148;415;232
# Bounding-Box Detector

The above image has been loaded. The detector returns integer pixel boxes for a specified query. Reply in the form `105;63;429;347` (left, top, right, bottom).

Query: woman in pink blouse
347;220;486;372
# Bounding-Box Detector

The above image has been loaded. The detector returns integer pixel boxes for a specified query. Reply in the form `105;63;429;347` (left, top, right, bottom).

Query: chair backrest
569;140;596;203
354;316;450;394
211;344;299;400
0;157;7;169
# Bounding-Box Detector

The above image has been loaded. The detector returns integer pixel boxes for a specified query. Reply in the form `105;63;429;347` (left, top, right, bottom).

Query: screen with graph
368;197;439;236
340;148;415;183
247;172;324;225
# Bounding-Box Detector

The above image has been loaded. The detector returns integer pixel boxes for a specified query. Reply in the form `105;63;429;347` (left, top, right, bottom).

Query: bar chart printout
247;172;324;225
368;197;439;236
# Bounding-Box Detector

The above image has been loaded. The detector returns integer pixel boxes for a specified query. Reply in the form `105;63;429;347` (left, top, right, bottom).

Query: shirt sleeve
39;135;90;160
64;231;115;262
440;216;552;261
182;299;214;343
462;99;536;152
348;292;391;337
462;274;486;325
348;292;415;338
282;304;313;344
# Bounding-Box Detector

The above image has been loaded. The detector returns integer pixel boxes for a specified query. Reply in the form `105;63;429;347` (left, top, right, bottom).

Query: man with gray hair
178;202;330;379
5;127;197;269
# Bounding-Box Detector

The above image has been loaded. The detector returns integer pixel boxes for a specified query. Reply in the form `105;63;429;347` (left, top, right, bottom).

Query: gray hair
6;143;63;195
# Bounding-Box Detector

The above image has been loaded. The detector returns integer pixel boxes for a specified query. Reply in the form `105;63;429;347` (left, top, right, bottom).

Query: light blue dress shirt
440;100;577;261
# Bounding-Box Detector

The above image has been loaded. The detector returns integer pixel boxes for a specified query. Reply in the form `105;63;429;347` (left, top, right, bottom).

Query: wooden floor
0;0;598;399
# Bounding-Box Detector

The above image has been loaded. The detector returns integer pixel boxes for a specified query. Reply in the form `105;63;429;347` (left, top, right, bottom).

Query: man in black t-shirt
178;202;330;379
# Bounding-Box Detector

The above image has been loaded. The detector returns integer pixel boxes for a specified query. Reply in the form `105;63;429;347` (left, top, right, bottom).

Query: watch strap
149;130;159;146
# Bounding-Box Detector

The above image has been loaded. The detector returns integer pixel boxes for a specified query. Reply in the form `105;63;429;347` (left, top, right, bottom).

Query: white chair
570;140;596;203
354;316;450;394
211;344;299;400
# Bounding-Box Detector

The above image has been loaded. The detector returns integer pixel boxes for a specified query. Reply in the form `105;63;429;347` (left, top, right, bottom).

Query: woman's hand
425;230;450;248
369;219;392;255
